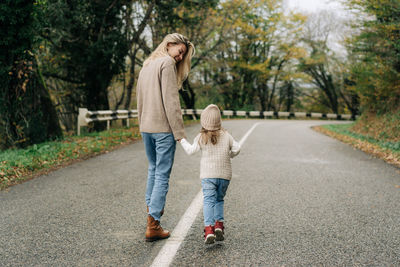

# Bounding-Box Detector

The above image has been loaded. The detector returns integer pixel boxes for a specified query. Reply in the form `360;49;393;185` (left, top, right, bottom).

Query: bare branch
42;72;83;84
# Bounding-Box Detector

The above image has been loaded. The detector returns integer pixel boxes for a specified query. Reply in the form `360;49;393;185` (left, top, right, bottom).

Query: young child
179;104;240;244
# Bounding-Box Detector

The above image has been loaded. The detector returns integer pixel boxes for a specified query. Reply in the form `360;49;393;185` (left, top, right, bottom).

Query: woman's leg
214;179;230;222
202;179;217;226
142;133;156;207
149;133;176;221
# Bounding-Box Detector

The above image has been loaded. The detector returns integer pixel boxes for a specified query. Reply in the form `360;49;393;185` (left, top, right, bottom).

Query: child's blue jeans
142;132;176;221
201;178;230;226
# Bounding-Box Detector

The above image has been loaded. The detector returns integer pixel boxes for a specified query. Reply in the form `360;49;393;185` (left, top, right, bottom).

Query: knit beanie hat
200;104;221;131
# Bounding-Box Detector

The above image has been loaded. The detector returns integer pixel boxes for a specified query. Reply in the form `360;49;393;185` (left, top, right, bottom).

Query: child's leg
201;179;217;226
214;179;229;241
202;179;217;244
214;179;230;222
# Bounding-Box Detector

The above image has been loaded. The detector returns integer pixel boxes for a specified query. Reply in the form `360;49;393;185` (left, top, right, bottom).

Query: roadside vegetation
314;110;400;168
0;118;202;190
313;1;400;169
0;126;140;190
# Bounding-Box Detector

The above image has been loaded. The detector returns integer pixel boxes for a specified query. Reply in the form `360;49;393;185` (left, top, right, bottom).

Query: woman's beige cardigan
136;56;186;140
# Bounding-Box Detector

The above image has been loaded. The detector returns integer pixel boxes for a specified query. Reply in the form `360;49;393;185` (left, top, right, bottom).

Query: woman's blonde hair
143;33;195;88
199;128;222;145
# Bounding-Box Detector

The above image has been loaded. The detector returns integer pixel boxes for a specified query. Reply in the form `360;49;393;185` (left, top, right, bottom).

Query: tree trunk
286;82;294;112
124;48;139;110
1;57;63;149
34;56;63;140
85;68;111;131
179;79;196;119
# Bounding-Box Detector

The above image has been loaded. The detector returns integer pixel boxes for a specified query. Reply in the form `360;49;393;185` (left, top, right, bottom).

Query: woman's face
167;43;187;63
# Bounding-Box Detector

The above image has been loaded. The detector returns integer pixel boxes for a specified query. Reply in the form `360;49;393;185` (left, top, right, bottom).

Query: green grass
322;123;400;153
0;127;140;190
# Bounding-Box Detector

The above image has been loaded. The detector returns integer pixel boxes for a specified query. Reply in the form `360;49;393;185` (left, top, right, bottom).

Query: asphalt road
1;120;399;266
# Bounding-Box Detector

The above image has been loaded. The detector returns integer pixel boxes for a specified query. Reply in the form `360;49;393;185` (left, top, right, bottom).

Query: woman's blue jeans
201;178;230;226
142;132;176;221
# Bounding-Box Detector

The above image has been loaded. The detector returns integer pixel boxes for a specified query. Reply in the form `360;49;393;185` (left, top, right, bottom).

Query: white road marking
239;122;263;147
150;191;203;267
150;122;263;267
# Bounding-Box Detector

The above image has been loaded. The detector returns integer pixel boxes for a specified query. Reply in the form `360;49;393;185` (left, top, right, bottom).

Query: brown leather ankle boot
145;215;170;242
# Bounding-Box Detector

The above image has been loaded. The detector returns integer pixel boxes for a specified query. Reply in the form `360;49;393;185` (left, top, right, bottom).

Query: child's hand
230;140;241;158
179;137;200;155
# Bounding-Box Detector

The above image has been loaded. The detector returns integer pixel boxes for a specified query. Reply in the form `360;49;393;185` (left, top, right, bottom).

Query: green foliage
151;0;219;41
350;108;400;142
347;0;400;113
0;127;140;190
298;42;340;113
323;123;400;153
40;0;130;112
195;0;306;112
147;0;220;110
0;0;62;149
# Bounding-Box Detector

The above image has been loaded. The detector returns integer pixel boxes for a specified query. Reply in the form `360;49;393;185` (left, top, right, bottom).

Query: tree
113;0;154;111
203;0;305;112
299;10;359;115
146;0;220;110
40;0;130;130
346;0;400;113
299;41;340;113
111;0;221;113
0;0;62;149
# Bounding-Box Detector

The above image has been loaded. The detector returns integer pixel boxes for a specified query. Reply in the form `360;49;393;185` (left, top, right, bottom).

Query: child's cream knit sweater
180;130;240;180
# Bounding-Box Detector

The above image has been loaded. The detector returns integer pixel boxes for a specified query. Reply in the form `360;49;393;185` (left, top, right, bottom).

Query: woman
136;33;195;242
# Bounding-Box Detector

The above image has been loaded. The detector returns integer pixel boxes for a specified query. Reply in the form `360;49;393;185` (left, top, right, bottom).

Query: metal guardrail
183;109;355;120
77;107;356;135
77;108;138;135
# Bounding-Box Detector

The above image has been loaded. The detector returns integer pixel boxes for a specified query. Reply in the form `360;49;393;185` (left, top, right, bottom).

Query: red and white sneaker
214;221;224;241
204;225;215;244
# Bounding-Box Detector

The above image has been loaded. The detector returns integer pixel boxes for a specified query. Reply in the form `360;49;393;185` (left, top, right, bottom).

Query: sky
284;0;352;57
284;0;346;13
